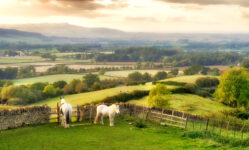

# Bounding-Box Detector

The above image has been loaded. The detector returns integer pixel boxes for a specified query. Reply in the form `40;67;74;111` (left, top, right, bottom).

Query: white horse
94;104;120;127
60;98;72;128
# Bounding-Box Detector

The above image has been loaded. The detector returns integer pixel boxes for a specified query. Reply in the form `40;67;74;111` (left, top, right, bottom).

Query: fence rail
49;103;249;140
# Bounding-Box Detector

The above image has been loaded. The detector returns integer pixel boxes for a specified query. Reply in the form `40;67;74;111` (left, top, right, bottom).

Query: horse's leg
109;113;114;127
101;115;104;125
94;113;99;124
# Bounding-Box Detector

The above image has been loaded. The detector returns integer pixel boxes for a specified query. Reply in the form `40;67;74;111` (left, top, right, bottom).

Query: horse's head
60;97;66;105
115;104;120;114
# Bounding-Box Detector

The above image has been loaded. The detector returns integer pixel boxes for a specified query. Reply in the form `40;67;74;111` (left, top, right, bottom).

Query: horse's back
97;105;109;115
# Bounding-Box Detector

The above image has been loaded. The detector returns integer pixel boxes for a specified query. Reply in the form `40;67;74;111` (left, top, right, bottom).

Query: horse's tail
66;111;70;124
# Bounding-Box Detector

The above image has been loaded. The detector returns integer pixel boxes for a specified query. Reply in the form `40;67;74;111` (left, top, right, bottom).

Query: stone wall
0;105;51;130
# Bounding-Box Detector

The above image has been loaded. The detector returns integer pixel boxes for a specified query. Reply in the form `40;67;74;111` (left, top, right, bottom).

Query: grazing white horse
94;104;120;127
60;98;72;128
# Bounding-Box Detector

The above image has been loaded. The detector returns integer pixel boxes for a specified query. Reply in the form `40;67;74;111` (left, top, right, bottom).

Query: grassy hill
13;74;114;85
128;94;231;116
159;75;216;84
34;83;156;107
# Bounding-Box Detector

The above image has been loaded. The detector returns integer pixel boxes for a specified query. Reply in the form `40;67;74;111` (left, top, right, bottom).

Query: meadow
0;117;243;150
128;94;231;116
34;83;155;107
13;74;115;85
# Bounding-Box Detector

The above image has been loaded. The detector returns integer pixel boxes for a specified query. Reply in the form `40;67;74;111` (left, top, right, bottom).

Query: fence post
77;104;80;122
185;116;188;129
205;118;209;131
89;105;92;124
241;123;245;140
160;109;164;124
145;108;150;121
226;121;230;137
57;102;60;124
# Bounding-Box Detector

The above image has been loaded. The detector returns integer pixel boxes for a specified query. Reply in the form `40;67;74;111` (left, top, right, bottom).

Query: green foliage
98;69;106;75
18;65;36;78
148;84;171;109
142;72;152;82
83;73;100;88
153;81;186;86
196;77;219;88
153;71;167;81
43;85;58;97
184;64;203;75
31;82;48;91
128;72;143;82
0;80;13;87
214;68;249;108
184;83;197;93
134;120;147;128
91;82;101;91
0;67;18;79
63;79;82;94
100;90;149;104
169;68;179;76
242;57;249;68
53;80;67;89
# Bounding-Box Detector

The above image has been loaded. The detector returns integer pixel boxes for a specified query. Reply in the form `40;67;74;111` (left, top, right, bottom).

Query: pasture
0;117;241;150
13;74;115;85
34;83;155;107
160;75;217;84
105;70;168;77
128;94;231;116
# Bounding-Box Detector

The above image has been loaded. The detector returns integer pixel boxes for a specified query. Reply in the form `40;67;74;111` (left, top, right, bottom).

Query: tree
98;69;106;75
53;80;67;89
214;68;249;108
43;85;58;97
91;82;101;91
142;72;152;82
128;72;143;82
169;68;179;76
242;57;249;68
83;73;100;88
148;84;171;109
184;64;203;75
153;71;167;81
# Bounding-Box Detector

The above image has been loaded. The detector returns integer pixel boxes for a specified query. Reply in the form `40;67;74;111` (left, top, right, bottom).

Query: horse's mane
110;104;117;113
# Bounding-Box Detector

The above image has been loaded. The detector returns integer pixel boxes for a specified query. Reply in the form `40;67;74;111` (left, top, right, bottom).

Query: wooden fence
48;103;249;140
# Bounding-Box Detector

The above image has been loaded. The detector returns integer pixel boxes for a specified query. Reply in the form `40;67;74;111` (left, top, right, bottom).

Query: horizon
1;0;249;33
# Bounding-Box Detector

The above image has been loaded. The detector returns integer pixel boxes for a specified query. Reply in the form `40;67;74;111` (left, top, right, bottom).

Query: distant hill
0;28;45;39
1;23;249;43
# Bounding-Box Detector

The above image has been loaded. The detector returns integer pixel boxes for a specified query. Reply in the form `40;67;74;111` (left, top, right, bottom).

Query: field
34;83;156;107
160;75;217;84
13;74;115;85
105;70;170;78
0;117;242;150
128;94;231;116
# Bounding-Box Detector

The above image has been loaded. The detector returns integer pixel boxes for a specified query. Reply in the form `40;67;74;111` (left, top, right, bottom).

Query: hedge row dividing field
0;117;243;150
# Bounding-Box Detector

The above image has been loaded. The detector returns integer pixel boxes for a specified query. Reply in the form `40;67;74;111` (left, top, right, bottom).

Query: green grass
160;75;217;84
34;83;155;107
13;74;114;85
0;117;242;150
128;94;232;116
105;70;166;77
0;56;46;64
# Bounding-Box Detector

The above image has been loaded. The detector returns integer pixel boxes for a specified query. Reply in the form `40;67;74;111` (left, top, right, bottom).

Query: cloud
158;0;249;7
14;0;128;17
125;17;159;22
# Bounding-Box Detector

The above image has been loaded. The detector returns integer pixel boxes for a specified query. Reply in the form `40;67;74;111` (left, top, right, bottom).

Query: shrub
75;82;88;93
154;81;186;86
43;85;58;97
170;87;188;94
169;68;179;76
83;73;100;88
153;71;167;81
53;80;67;89
183;64;203;75
98;69;106;75
184;83;197;93
128;72;143;82
142;72;152;82
31;82;48;91
134;120;147;128
196;77;219;88
91;82;101;91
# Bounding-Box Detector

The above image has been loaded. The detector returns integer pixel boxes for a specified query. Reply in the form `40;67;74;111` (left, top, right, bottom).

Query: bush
170;87;188;94
134;120;147;128
31;82;48;91
100;90;149;104
43;85;58;97
75;82;88;93
153;71;167;81
83;73;100;88
184;83;197;93
154;81;186;86
169;68;179;76
53;80;67;89
91;82;101;91
196;77;219;88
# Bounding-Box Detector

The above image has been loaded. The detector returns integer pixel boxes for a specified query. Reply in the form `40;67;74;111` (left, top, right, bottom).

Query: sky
0;0;249;33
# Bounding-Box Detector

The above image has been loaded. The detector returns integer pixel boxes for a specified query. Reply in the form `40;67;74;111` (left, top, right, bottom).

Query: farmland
0;117;242;150
34;83;155;107
13;74;115;85
128;94;231;116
